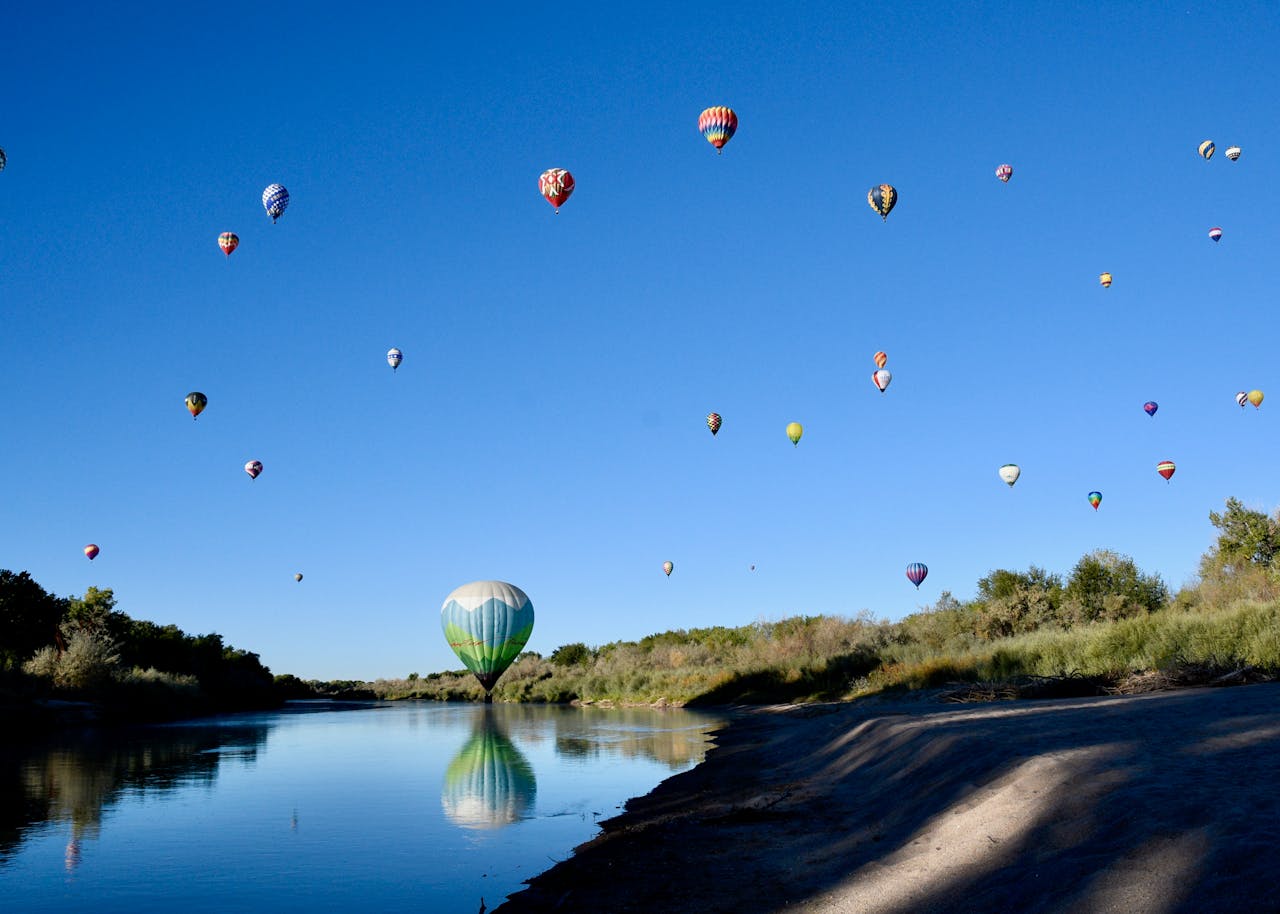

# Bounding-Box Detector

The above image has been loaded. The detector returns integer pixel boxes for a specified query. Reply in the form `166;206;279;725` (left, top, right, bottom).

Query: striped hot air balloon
1157;460;1176;482
538;168;574;212
387;348;403;371
218;232;238;257
905;562;928;589
1209;227;1222;242
706;412;721;436
996;163;1013;183
1099;272;1113;288
1237;391;1249;408
262;183;289;222
185;391;207;419
697;106;737;153
1198;140;1215;160
84;544;99;561
1225;145;1242;161
867;184;897;221
873;351;888;369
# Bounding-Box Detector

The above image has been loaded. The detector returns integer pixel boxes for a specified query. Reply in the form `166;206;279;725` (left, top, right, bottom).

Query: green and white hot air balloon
441;580;535;700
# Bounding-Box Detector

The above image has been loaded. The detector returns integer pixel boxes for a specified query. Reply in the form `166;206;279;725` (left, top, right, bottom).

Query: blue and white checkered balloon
262;183;289;222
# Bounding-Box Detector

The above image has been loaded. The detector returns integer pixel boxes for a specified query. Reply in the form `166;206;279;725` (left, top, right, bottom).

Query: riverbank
495;682;1280;913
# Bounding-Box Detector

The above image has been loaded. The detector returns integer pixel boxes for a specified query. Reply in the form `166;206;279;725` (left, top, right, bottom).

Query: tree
0;570;67;668
1062;550;1168;625
976;566;1063;604
64;587;130;642
549;642;592;666
1200;498;1280;579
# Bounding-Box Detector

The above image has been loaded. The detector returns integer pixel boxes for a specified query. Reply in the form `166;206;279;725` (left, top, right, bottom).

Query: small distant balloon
1208;227;1222;243
872;369;892;393
1099;272;1113;288
262;184;289;222
295;573;303;582
662;561;673;576
185;391;207;419
387;348;403;371
1225;145;1242;161
873;350;888;369
1248;389;1264;408
1088;491;1102;510
998;464;1021;487
1198;140;1215;160
1143;401;1158;417
1157;460;1176;482
996;164;1013;183
1236;391;1249;408
905;562;928;589
786;422;803;446
218;232;239;257
84;544;99;561
698;106;738;153
0;147;6;172
706;412;721;436
245;460;262;480
538;168;574;212
749;564;756;572
867;184;897;221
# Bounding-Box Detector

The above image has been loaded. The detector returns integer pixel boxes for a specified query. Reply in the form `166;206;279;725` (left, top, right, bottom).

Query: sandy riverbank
494;683;1280;913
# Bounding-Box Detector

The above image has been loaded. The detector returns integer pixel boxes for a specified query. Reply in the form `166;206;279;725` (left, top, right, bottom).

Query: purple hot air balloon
905;562;928;589
1143;401;1158;417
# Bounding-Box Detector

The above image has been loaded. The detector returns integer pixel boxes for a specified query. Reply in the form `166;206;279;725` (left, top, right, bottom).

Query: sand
494;683;1280;913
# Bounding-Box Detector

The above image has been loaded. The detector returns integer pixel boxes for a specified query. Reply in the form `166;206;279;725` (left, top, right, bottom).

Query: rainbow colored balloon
1088;491;1102;510
218;232;239;258
698;106;738;153
441;581;535;693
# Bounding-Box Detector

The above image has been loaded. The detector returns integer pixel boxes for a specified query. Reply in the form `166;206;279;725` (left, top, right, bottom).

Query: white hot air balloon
387;348;403;372
998;464;1021;487
872;369;892;393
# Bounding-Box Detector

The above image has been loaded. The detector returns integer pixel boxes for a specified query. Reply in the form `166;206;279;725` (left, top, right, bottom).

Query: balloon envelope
0;147;5;172
441;581;535;692
538;168;574;211
1237;391;1249;408
1157;460;1176;481
998;464;1020;487
1088;491;1102;510
262;184;289;222
872;369;892;392
1198;140;1215;160
185;392;207;419
905;562;928;588
1248;390;1264;408
662;561;673;576
295;573;303;582
867;184;897;221
1208;227;1222;242
83;544;99;560
387;348;402;371
996;164;1013;182
873;351;888;369
245;460;262;479
1144;401;1158;416
706;412;721;436
786;422;803;445
698;106;738;152
1225;146;1242;161
218;232;239;257
1099;272;1112;288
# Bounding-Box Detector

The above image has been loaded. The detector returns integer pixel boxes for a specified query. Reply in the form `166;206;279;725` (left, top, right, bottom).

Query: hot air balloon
1157;460;1176;482
786;422;803;446
1088;491;1102;510
998;464;1021;487
1248;390;1264;408
1237;391;1249;408
706;412;721;436
662;561;673;576
185;391;207;419
1143;401;1158;416
441;581;535;699
83;544;99;561
873;351;888;369
867;184;897;221
996;164;1013;183
262;184;289;222
1225;145;1242;161
749;564;756;571
218;232;239;257
872;369;892;393
1199;140;1215;160
698;106;737;153
245;460;262;480
1099;272;1113;288
905;562;928;589
387;348;403;371
1209;227;1222;243
538;168;574;212
295;573;303;582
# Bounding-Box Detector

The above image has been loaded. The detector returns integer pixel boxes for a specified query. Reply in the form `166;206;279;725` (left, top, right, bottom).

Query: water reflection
0;723;269;871
441;707;537;830
547;707;721;769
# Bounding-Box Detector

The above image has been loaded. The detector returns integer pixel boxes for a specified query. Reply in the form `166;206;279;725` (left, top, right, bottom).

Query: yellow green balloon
1248;389;1264;408
786;422;803;446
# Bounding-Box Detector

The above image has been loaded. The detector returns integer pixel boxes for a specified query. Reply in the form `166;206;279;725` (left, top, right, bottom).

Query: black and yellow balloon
184;391;207;420
867;184;897;221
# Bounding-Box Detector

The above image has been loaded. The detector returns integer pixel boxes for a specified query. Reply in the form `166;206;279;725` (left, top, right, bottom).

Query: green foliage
1201;498;1280;579
24;628;121;691
1061;549;1169;624
0;570;67;667
549;642;592;666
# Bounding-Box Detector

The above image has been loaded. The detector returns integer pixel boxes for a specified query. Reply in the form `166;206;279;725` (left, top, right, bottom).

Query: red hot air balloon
218;232;239;258
538;168;574;212
84;544;99;561
706;412;721;436
1157;460;1176;482
996;164;1013;183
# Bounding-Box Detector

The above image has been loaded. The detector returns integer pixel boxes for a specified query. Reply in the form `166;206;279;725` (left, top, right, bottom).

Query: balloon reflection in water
441;709;537;830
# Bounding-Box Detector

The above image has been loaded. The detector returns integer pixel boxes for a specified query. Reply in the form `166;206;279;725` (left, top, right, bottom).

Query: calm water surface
0;702;725;912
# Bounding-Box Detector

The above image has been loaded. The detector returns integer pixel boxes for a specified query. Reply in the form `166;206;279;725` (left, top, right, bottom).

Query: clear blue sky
3;1;1278;680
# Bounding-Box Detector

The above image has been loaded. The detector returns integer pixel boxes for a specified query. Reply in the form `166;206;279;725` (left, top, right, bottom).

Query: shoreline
495;683;1280;913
